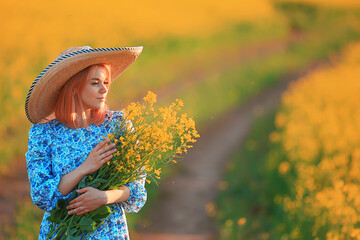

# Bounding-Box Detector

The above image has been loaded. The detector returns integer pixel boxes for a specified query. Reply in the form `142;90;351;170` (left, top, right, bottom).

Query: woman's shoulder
29;121;56;135
27;121;58;145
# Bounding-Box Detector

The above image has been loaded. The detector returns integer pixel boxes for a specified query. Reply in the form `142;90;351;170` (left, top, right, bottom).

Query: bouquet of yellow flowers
46;91;199;239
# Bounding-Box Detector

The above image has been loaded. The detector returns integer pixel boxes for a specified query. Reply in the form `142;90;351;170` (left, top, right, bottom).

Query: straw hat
25;46;143;124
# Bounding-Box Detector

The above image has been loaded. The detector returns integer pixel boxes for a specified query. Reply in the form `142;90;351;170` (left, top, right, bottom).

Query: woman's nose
99;83;108;93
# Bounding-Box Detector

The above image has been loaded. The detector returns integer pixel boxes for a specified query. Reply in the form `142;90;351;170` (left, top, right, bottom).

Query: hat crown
56;46;92;60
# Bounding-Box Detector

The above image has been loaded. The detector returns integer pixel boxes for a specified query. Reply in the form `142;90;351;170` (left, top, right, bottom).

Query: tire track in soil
133;60;330;240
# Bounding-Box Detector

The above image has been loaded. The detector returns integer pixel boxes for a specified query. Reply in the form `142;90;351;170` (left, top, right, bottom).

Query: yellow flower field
0;0;275;60
0;0;277;173
274;42;360;239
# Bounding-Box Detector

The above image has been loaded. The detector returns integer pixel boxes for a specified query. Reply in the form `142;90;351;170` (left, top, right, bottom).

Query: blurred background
1;0;360;239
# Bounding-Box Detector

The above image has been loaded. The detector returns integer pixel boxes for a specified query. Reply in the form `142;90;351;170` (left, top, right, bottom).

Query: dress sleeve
25;123;66;211
107;110;124;133
122;175;147;213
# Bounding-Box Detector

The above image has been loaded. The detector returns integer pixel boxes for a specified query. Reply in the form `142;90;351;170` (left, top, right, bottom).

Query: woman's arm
26;124;68;211
66;186;130;215
104;186;131;204
57;139;117;196
66;176;147;216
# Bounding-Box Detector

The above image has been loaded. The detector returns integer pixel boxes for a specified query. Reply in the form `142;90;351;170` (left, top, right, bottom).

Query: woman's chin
96;103;106;109
85;105;103;111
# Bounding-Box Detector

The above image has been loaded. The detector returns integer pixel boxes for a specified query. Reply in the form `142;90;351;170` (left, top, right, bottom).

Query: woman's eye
91;81;108;86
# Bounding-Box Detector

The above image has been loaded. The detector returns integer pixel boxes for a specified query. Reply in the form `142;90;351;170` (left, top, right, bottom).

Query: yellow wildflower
154;168;162;176
143;91;157;104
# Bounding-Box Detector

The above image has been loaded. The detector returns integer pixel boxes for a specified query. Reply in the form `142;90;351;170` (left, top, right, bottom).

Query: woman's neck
84;109;92;120
75;109;92;128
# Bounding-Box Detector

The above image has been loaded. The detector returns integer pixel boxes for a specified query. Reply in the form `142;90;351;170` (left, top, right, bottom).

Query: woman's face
80;66;110;110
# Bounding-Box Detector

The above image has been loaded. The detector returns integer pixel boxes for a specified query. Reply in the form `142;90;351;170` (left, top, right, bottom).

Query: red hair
54;64;111;128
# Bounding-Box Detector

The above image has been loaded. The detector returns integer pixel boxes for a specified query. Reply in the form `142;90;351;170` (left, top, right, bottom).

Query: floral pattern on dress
25;110;147;240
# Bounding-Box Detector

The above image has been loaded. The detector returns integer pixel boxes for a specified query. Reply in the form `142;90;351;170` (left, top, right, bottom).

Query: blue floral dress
25;110;147;240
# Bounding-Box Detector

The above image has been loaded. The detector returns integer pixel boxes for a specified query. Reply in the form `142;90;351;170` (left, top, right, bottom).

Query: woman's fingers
67;188;90;207
68;197;84;209
67;201;82;210
99;148;117;160
68;206;87;215
98;143;116;154
67;204;84;213
101;153;115;163
94;139;117;160
83;139;117;174
67;190;89;214
67;187;105;215
69;195;83;205
94;139;111;151
76;208;90;215
76;187;90;194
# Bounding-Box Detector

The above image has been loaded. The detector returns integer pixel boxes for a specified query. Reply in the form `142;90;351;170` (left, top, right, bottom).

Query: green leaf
88;178;107;188
57;199;67;209
66;227;81;240
90;205;112;221
78;176;88;189
66;228;82;240
78;216;96;232
68;190;78;201
68;228;80;236
66;235;82;240
47;199;68;223
47;213;59;224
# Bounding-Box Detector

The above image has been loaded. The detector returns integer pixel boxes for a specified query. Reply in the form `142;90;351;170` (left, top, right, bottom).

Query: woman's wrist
104;187;130;205
58;164;90;196
77;163;91;177
99;190;108;206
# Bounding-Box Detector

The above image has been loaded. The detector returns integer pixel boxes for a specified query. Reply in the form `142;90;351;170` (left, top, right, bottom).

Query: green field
213;110;295;239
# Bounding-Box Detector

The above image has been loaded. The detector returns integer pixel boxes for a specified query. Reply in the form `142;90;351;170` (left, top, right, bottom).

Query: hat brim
25;47;143;124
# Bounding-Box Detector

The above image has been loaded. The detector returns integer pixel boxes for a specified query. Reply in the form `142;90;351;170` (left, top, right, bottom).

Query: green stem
65;214;74;237
54;223;66;239
47;223;60;240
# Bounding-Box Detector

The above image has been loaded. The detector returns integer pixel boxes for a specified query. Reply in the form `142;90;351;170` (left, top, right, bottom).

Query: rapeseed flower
273;42;360;239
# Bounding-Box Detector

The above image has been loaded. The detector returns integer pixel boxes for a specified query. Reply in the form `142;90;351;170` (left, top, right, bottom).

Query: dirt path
133;60;329;240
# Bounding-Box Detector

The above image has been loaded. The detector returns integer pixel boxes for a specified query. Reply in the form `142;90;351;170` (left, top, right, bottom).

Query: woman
25;46;147;239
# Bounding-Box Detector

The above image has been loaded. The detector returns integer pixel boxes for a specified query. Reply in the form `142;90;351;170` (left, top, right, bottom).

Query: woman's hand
58;139;117;196
66;187;107;215
80;139;117;175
